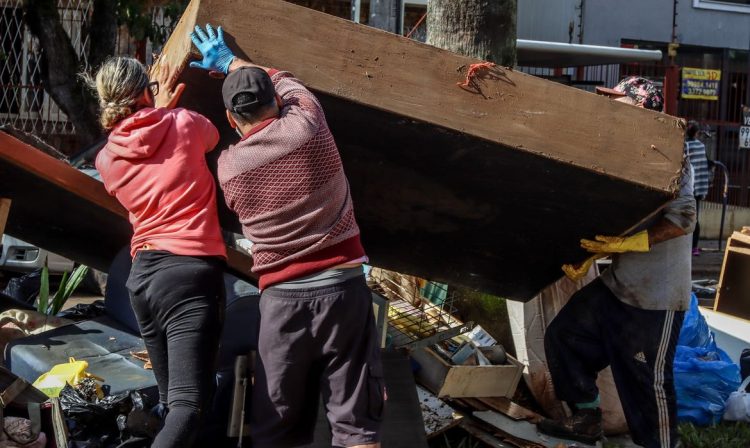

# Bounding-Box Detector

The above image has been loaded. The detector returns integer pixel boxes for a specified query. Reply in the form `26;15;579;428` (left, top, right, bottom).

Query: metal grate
0;1;94;137
367;267;468;349
0;1;178;148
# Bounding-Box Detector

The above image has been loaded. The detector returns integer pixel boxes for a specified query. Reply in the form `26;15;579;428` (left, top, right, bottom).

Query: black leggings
126;250;225;448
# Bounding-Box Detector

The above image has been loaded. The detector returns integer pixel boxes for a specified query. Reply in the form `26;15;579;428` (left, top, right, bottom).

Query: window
693;0;750;14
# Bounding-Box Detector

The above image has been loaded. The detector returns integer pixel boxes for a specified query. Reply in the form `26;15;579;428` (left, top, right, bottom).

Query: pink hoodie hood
106;108;172;159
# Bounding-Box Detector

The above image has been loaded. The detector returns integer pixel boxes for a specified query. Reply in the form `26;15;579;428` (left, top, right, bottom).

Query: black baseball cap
222;66;276;113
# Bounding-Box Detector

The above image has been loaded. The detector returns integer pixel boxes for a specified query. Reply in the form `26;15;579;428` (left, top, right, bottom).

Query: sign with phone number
682;67;721;101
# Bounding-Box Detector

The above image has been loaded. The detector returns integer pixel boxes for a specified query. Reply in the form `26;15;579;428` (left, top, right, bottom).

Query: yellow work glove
561;254;605;281
580;230;650;254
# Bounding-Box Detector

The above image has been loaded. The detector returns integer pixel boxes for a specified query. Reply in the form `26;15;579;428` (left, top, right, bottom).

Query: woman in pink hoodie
90;57;226;448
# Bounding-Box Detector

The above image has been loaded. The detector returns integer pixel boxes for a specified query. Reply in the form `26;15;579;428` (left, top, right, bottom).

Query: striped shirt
685;139;710;197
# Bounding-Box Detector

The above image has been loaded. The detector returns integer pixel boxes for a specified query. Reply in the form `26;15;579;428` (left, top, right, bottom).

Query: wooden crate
411;346;522;399
155;0;686;300
714;231;750;320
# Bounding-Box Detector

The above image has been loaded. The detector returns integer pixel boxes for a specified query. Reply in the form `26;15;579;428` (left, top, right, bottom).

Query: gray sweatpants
251;274;384;447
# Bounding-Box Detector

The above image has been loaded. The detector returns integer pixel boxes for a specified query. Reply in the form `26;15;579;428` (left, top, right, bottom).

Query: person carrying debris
88;57;226;448
538;77;696;448
189;24;384;448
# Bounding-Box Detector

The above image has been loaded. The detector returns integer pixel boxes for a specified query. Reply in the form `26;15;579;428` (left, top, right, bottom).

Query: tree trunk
24;0;103;148
88;0;118;71
426;0;517;67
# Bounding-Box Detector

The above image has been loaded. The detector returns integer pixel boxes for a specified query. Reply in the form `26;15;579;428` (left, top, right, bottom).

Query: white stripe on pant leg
654;311;670;447
660;311;675;447
653;310;674;448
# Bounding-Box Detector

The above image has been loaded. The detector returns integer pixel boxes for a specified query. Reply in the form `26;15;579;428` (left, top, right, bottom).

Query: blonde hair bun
86;57;150;129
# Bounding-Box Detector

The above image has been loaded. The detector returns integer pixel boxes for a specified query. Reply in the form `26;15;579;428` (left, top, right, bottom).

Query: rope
457;62;497;89
405;13;427;39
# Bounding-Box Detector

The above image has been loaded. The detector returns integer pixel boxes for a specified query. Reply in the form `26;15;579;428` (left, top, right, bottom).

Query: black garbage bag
57;300;107;320
60;384;132;425
124;390;164;440
60;384;133;447
1;269;42;305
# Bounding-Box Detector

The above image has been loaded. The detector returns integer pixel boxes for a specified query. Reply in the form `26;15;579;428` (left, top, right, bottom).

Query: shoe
692;248;701;256
537;408;603;445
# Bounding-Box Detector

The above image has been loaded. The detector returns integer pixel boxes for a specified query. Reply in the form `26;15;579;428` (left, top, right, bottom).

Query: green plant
37;262;90;316
679;421;750;448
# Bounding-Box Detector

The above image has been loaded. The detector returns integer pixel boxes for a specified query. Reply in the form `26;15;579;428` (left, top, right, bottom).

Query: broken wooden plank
474;410;594;448
155;0;685;300
476;397;543;424
0;130;256;281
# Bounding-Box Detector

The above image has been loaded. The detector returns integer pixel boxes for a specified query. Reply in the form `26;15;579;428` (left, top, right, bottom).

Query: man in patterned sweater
191;24;383;448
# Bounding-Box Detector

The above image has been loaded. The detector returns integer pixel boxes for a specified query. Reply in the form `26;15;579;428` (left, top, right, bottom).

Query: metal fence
0;0;91;138
517;58;749;208
0;1;174;152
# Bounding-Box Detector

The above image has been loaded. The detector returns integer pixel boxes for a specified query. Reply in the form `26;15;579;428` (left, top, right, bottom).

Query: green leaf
38;263;49;315
50;271;69;315
50;265;89;315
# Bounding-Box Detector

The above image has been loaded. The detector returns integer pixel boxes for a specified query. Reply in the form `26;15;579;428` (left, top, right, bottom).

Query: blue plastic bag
674;345;740;425
674;294;741;425
677;294;715;349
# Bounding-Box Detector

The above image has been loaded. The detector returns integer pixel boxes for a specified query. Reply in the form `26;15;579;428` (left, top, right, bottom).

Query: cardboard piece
154;0;686;300
411;346;522;398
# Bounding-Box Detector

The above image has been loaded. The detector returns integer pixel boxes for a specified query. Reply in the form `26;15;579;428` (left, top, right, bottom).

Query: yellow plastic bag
32;357;104;398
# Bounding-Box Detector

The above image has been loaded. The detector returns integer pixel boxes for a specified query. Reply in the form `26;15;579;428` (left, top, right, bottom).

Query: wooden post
0;198;10;236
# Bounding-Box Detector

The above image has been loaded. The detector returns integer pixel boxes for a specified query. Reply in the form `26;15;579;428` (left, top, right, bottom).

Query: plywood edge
0;132;126;217
714;236;733;311
727;246;750;257
151;0;201;78
729;231;750;247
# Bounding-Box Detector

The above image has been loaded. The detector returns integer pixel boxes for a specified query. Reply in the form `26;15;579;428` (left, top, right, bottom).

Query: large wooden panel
0;131;255;281
155;0;685;299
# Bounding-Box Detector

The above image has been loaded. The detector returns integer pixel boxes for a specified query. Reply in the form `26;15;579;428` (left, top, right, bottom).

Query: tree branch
88;0;118;71
24;0;103;148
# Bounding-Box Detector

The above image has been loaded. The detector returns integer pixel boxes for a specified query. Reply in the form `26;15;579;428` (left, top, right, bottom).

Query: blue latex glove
189;24;235;74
